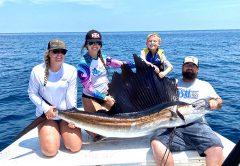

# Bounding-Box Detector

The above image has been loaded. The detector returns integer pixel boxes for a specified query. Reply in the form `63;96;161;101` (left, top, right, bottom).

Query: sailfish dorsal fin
108;54;178;114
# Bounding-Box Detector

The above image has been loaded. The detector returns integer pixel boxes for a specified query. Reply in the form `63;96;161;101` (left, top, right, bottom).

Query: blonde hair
147;32;161;42
43;51;50;88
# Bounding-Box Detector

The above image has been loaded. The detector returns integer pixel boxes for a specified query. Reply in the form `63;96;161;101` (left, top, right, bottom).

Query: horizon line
1;28;240;34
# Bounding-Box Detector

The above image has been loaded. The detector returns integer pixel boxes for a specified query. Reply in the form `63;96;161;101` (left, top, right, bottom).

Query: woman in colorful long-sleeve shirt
77;30;133;140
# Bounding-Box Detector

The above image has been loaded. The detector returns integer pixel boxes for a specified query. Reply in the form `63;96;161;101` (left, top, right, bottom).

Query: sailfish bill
15;114;46;139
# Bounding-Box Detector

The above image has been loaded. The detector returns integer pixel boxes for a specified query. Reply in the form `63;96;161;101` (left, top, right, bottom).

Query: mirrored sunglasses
88;41;102;46
52;49;67;55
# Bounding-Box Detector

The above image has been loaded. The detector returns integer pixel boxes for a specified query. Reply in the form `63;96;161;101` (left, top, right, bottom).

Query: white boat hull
0;127;236;166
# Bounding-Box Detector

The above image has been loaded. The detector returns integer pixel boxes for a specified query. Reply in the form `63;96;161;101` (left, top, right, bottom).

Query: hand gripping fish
15;55;211;139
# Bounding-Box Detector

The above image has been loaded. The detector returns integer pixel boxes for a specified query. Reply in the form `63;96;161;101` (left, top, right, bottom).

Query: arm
140;50;146;60
206;82;223;110
158;66;173;78
141;55;162;75
106;56;135;68
28;69;51;114
65;67;78;127
141;50;171;77
158;53;173;78
77;63;106;100
66;68;77;108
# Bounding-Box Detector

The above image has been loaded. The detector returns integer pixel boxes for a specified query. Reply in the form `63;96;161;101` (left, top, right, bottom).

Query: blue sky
0;0;240;33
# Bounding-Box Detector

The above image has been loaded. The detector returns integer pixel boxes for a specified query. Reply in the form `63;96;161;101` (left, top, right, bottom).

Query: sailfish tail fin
15;114;46;140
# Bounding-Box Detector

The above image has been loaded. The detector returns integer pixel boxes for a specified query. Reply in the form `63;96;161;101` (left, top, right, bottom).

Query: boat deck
0;128;235;166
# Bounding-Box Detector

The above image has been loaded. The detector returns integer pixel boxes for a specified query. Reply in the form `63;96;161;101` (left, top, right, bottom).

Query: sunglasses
88;41;102;46
184;63;198;68
52;49;67;55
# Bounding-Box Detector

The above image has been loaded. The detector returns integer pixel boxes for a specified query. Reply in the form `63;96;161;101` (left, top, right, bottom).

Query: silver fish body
58;100;209;138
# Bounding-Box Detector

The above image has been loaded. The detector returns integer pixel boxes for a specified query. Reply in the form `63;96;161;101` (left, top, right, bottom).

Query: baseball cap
183;56;199;67
85;30;102;42
47;39;67;51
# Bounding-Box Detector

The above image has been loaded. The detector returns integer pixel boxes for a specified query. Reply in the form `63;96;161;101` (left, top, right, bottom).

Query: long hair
98;50;107;71
43;50;50;89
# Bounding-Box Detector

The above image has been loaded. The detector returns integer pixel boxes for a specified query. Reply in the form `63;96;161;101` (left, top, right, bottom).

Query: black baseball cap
85;30;102;42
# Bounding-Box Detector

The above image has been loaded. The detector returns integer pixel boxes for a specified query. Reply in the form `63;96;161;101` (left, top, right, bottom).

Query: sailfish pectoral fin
176;110;185;122
169;110;178;120
15;113;47;139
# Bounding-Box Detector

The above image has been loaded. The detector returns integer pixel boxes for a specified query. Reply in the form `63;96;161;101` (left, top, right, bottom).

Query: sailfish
15;55;209;139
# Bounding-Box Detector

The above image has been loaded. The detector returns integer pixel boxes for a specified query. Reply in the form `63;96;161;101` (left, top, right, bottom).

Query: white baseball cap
183;56;199;67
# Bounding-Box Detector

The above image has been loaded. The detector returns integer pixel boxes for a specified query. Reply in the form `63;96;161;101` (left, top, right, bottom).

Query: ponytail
98;50;107;72
43;51;50;90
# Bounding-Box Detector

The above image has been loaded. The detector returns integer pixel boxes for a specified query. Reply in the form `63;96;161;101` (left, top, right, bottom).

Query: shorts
150;121;223;157
82;93;105;104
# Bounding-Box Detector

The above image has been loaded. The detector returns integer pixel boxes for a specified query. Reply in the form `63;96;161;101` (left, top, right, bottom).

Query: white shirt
84;57;109;96
177;78;220;104
28;63;77;118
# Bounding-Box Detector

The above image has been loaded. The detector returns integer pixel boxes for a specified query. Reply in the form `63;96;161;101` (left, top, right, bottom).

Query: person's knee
205;146;224;165
66;143;82;153
151;139;167;154
151;139;165;146
40;137;60;157
151;139;174;166
151;139;159;148
205;146;223;157
41;146;58;157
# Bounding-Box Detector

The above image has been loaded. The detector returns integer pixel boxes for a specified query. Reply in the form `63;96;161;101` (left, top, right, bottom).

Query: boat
0;123;236;166
1;55;237;165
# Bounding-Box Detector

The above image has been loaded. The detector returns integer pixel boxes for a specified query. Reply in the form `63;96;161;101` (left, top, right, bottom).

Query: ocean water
0;30;239;151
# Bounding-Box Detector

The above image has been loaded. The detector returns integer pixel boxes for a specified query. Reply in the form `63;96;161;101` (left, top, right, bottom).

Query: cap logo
189;57;195;62
183;56;199;67
91;33;100;39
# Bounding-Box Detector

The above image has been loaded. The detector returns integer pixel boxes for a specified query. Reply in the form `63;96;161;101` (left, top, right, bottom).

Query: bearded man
151;56;224;166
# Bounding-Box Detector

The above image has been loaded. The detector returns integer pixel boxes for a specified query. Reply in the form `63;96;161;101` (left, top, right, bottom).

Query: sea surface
0;30;240;151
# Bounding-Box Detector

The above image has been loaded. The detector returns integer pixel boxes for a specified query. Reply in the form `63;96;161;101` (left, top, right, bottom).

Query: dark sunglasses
88;41;102;46
52;49;67;55
184;63;198;68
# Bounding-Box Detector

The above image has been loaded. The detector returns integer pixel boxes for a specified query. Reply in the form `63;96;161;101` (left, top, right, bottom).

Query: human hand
45;106;57;119
153;65;160;74
208;99;220;110
106;56;112;66
68;122;76;129
148;63;160;74
104;95;115;108
158;72;166;78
